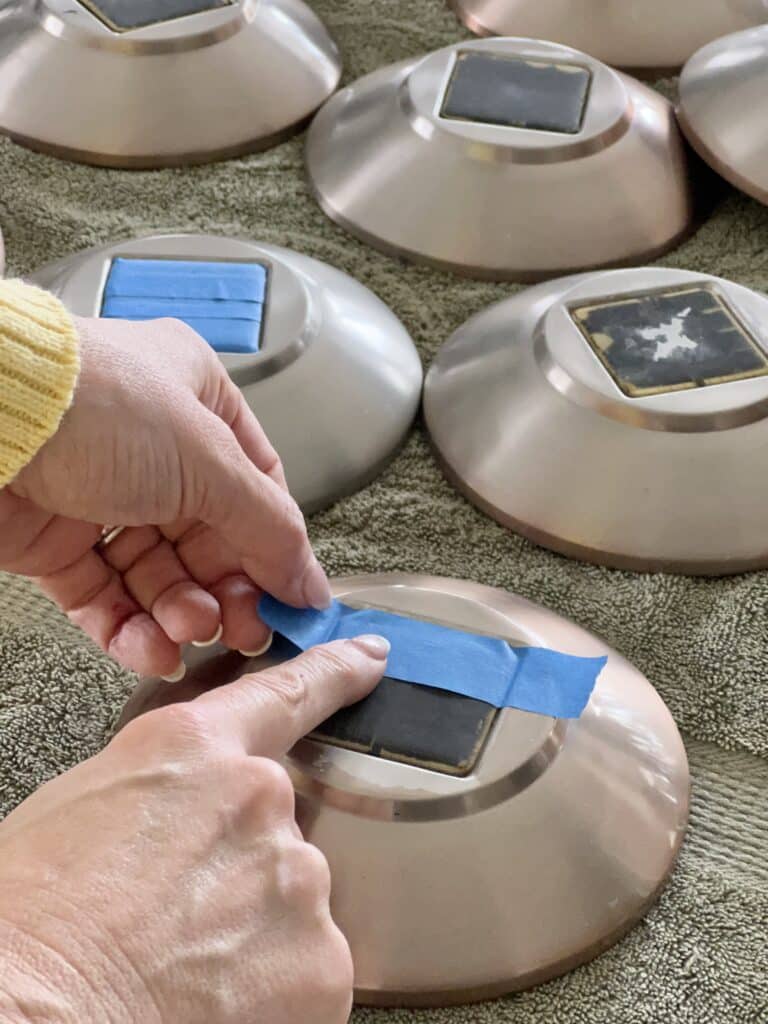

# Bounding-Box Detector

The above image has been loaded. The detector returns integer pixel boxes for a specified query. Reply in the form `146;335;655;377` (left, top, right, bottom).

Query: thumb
194;636;390;758
180;404;331;609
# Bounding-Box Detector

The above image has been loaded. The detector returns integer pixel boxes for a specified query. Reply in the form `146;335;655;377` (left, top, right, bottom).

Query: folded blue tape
101;258;267;354
259;596;607;718
103;259;267;301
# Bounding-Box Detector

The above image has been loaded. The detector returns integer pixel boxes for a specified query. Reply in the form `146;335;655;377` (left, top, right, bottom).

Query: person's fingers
0;490;101;577
159;521;271;654
207;576;272;655
35;548;182;677
178;406;331;611
194;636;390;758
99;526;222;646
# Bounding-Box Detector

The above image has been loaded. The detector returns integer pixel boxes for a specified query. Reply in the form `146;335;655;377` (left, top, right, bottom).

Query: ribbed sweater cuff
0;280;80;487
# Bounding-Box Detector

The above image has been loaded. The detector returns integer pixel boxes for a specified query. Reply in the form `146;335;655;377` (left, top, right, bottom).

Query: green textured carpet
0;2;767;1022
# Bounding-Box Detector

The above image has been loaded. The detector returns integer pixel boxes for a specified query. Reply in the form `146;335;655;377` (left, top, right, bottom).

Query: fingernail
352;634;390;659
161;662;186;683
238;632;274;658
192;623;223;648
302;558;332;611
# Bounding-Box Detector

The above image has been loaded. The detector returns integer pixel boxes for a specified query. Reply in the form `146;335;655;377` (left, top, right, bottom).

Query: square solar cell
101;257;267;354
311;675;497;777
570;285;768;397
79;0;232;32
441;51;591;134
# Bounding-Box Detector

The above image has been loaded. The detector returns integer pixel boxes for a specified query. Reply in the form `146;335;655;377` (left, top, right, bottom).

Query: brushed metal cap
0;0;341;167
27;233;423;514
425;267;768;574
306;38;697;281
678;24;768;206
449;0;768;74
117;573;690;1007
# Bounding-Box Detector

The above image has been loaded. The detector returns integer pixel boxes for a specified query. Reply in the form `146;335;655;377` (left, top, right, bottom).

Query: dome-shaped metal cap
678;25;768;205
0;0;341;167
28;233;422;513
306;38;696;281
449;0;768;74
117;572;690;1007
425;267;768;574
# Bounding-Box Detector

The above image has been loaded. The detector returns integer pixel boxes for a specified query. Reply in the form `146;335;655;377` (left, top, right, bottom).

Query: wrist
0;919;90;1023
0;947;73;1024
0;907;148;1024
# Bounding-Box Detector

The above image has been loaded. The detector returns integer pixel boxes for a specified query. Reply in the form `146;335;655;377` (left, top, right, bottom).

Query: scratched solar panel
79;0;233;31
311;675;497;777
570;285;768;397
441;51;591;134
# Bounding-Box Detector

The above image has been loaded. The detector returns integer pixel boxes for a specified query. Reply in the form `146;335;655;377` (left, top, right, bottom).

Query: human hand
0;315;331;678
0;635;389;1024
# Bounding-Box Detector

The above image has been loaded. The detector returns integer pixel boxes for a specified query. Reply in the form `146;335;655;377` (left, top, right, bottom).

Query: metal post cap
117;573;690;1007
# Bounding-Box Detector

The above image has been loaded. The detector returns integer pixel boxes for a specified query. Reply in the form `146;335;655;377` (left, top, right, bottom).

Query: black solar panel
79;0;233;31
311;676;497;777
441;51;591;134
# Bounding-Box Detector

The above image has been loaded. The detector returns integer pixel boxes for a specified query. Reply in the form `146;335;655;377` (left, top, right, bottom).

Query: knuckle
247;757;295;816
256;663;310;717
115;703;212;760
278;840;332;907
309;646;358;689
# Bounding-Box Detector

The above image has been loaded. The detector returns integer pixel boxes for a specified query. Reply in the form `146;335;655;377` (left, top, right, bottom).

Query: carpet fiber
0;2;766;1021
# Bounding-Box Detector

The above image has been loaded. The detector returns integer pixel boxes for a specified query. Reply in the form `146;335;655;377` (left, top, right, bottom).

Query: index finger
194;636;389;758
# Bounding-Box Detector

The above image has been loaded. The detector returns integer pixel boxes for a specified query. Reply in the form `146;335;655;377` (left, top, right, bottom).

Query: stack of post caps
28;233;423;513
306;38;697;280
678;25;768;206
0;0;340;167
425;267;768;574
117;572;690;1008
448;0;768;74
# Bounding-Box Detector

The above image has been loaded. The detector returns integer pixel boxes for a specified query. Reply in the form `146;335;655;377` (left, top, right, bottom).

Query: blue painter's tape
259;596;606;718
100;314;261;354
101;257;267;353
104;258;267;302
100;296;263;321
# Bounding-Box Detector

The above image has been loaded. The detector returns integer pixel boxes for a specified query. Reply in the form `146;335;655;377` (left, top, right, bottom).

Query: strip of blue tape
259;596;606;718
100;315;262;354
104;259;267;302
101;258;267;354
100;296;263;321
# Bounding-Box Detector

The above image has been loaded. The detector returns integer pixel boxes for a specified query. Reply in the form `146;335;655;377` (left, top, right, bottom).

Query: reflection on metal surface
116;574;690;1007
306;38;696;281
449;0;768;74
0;0;340;167
678;25;768;205
27;234;422;513
424;267;768;574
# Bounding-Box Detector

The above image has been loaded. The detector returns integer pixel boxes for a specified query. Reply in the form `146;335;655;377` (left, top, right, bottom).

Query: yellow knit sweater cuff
0;280;80;488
